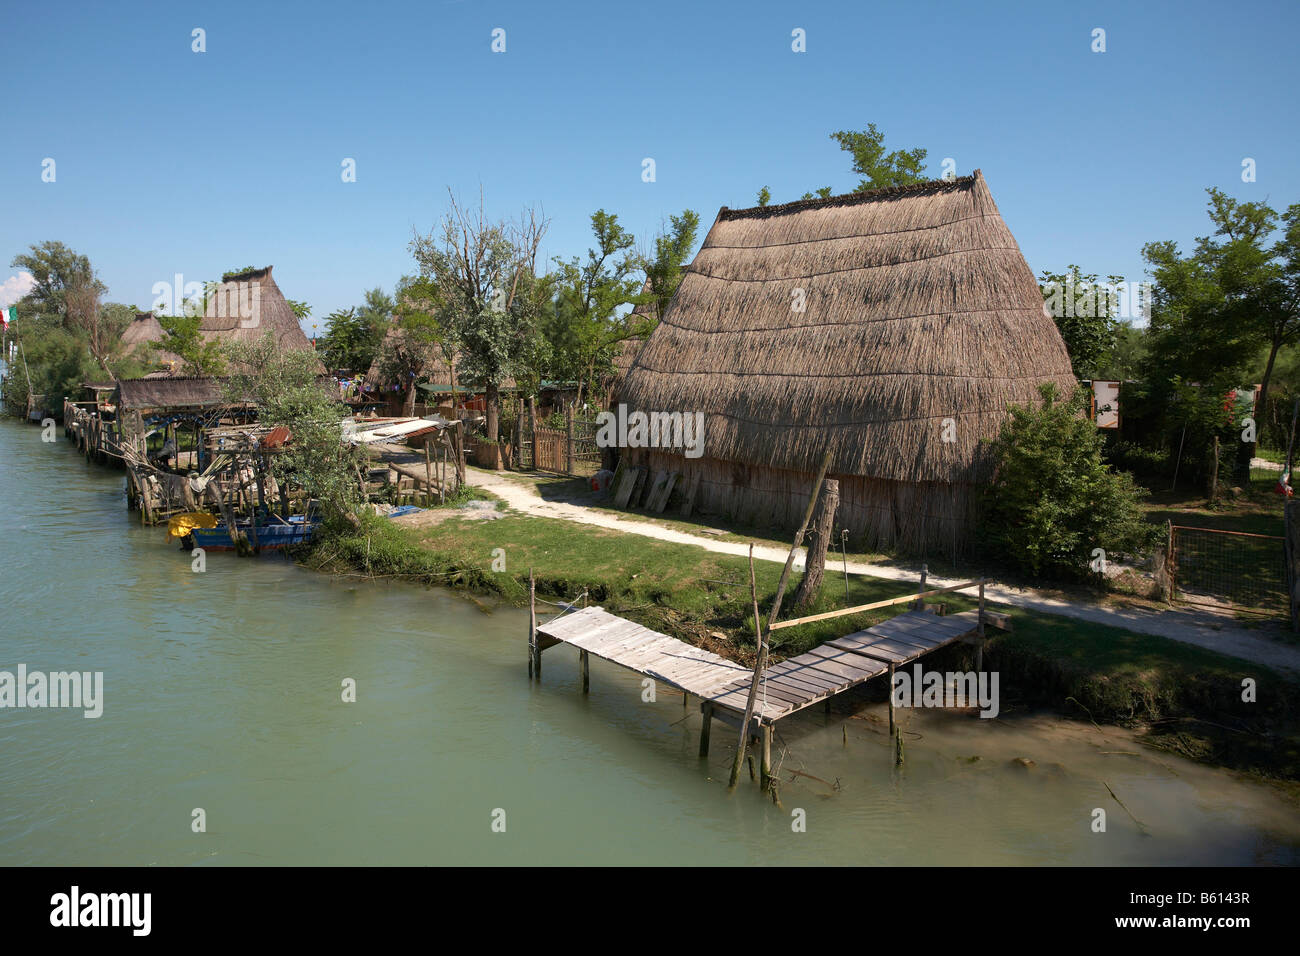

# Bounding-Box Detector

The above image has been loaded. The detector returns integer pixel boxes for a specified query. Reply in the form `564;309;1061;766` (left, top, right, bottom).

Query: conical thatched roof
200;266;314;352
617;170;1076;485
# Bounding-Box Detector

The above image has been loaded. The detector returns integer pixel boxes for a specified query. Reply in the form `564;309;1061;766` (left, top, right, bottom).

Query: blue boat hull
188;518;319;551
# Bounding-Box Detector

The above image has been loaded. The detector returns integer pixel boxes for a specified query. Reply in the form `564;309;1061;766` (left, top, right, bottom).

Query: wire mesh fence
1170;525;1288;614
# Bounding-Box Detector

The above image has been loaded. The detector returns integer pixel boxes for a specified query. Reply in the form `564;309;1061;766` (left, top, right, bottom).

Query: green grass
304;501;1300;781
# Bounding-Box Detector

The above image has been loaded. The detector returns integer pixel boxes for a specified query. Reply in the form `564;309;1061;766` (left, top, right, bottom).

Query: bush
980;384;1161;581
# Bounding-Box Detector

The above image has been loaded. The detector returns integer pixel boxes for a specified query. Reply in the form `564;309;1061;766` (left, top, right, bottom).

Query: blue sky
2;0;1297;328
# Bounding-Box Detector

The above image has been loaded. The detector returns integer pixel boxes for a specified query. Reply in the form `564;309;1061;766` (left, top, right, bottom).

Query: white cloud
0;272;37;309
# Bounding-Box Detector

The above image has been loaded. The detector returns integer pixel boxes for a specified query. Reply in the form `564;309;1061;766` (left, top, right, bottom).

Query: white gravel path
465;467;1300;674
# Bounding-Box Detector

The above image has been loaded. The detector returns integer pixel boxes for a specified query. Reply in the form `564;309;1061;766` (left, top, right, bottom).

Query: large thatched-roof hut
616;170;1076;555
200;266;314;353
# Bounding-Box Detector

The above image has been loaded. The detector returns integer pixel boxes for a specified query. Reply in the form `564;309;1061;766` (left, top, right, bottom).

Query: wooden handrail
768;579;988;631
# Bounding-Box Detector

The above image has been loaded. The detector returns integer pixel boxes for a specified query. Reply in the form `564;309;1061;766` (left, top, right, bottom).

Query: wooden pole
579;649;589;693
424;437;433;508
768;450;833;629
975;578;986;672
698;702;713;757
888;661;896;740
528;567;537;679
565;402;574;476
793;478;839;608
769;578;986;631
914;564;929;610
760;722;773;790
728;543;769;790
840;529;850;605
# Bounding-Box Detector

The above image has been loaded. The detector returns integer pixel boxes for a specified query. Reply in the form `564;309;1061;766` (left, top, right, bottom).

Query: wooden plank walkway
536;606;751;698
536;606;981;726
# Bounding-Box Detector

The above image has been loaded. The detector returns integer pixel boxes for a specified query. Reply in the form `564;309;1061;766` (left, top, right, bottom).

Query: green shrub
980;384;1161;581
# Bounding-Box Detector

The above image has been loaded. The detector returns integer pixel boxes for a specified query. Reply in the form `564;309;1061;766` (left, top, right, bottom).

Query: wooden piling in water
760;723;772;790
579;649;589;693
888;661;896;741
698;702;712;757
528;567;537;679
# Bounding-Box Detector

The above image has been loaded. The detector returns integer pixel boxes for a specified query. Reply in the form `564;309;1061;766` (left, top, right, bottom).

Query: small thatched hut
616;170;1076;555
119;311;182;371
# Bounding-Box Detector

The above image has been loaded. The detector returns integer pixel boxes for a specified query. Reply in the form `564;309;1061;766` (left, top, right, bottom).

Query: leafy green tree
9;241;103;323
831;124;928;191
636;209;699;325
155;313;227;376
551;210;642;405
409;195;550;441
319;306;383;372
756;186;771;207
980;383;1159;581
1039;266;1122;379
1142;188;1300;473
224;331;365;529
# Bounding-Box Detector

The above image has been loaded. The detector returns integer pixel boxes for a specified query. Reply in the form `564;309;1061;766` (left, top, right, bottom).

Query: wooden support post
888;661;896;740
894;723;904;767
528;567;537;679
579;649;589;693
793;477;839;609
698;702;713;757
728;544;769;790
768;450;833;629
760;723;772;790
915;564;928;610
565;403;574;476
976;577;986;672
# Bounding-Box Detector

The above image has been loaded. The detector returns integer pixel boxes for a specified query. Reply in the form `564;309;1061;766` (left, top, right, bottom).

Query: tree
224;332;365;530
410;192;549;442
9;241;103;323
319;306;385;372
155;314;227;376
636;209;699;326
1039;266;1122;379
64;278;128;375
756;186;771;207
1142;187;1300;472
830;124;928;191
980;383;1159;581
552;210;642;406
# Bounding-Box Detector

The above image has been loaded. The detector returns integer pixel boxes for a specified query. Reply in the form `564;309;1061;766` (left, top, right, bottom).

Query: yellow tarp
167;512;218;538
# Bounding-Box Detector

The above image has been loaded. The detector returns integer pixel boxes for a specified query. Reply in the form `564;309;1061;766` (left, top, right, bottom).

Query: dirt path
465;468;1300;674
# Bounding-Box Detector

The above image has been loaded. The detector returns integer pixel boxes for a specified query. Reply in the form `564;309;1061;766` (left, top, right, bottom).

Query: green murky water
1;417;1297;865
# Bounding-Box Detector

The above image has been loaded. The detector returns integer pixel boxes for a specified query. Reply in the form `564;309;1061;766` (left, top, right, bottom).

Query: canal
1;417;1298;865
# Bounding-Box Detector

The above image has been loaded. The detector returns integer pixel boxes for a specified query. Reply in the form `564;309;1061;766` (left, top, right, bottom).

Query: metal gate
1169;524;1288;615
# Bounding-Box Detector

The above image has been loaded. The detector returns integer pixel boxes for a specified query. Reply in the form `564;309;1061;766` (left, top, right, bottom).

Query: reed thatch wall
617;171;1076;553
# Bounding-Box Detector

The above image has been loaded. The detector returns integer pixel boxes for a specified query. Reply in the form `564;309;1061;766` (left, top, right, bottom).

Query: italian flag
0;305;14;329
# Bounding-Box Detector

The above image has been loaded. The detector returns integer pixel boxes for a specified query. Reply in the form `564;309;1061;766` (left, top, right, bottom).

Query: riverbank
301;499;1300;788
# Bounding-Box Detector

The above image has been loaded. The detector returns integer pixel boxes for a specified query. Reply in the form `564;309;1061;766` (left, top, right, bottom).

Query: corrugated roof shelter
616;170;1076;555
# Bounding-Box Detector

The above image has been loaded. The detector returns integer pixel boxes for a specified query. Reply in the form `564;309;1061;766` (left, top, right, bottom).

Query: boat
183;514;320;552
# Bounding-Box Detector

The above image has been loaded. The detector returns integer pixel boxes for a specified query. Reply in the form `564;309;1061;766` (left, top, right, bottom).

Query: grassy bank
302;505;1300;784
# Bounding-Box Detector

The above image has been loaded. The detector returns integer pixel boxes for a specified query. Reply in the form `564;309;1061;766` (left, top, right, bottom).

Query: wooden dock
534;601;985;775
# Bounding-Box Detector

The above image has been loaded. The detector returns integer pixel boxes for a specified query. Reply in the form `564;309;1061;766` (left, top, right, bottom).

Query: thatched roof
200;266;314;353
114;377;235;412
617;170;1076;485
119;311;183;369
